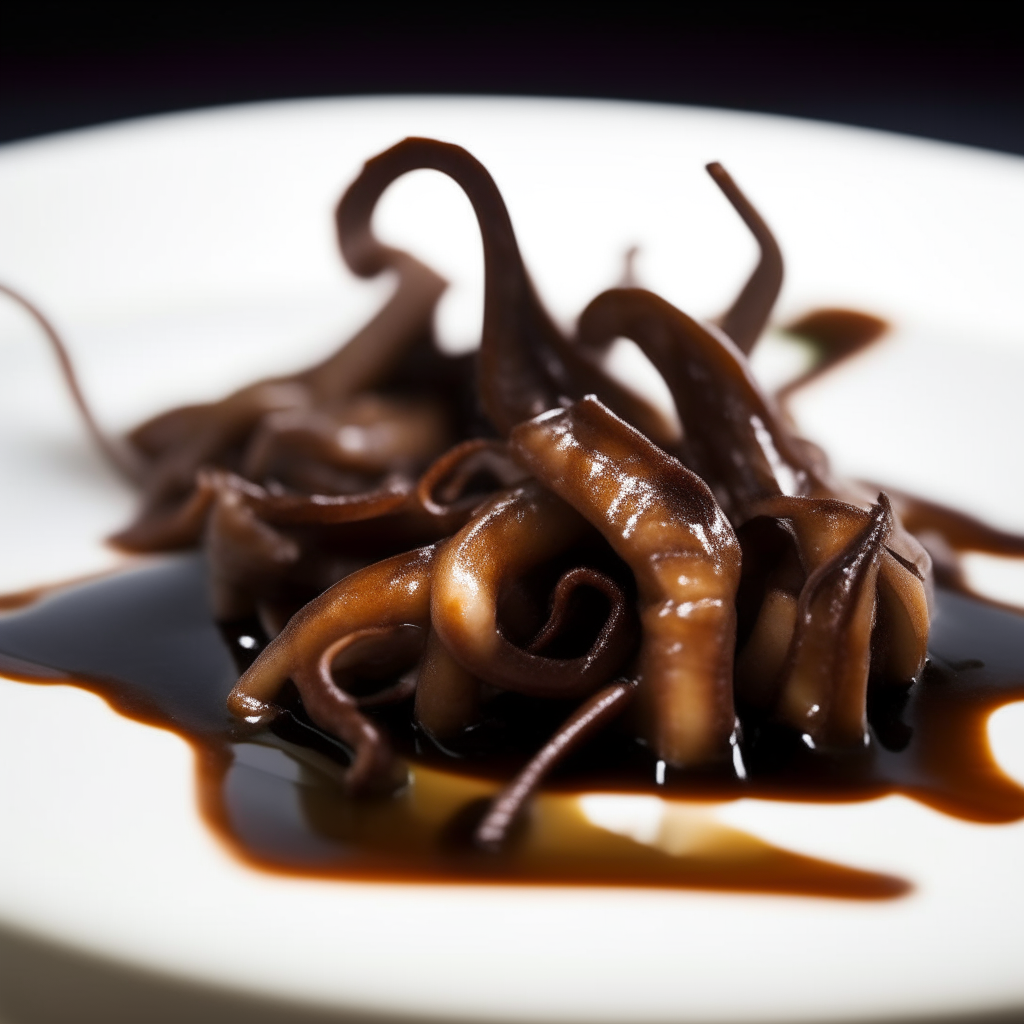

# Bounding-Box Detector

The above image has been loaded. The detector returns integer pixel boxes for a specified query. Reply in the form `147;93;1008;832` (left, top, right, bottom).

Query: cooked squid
28;132;1024;857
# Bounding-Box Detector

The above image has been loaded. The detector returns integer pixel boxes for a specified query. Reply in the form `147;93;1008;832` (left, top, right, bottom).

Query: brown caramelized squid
774;496;894;748
574;285;932;748
177;440;525;621
705;162;784;355
227;544;439;794
511;396;742;770
429;480;636;704
338;137;677;444
576;287;827;520
474;677;639;851
118;249;449;539
24;134;1024;856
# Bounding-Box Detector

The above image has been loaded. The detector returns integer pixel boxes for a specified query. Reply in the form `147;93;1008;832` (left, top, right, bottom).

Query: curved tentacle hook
430;481;636;699
337;137;675;442
576;287;827;521
706;163;784;355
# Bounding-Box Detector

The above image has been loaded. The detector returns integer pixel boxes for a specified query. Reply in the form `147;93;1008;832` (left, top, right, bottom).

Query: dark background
2;6;1024;156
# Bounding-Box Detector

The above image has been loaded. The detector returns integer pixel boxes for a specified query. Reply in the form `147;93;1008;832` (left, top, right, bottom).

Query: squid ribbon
24;133;1020;842
339;140;784;443
228;544;438;795
575;288;930;748
511;395;742;769
430;480;636;703
156;439;525;621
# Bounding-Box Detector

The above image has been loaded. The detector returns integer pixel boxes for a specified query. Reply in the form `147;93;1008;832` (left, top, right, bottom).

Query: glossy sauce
3;554;1024;899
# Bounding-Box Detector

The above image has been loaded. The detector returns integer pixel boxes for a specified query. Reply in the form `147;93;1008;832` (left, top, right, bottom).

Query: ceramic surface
1;97;1024;1023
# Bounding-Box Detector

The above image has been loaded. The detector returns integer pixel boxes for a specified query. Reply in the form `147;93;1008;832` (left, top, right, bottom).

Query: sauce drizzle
3;554;1023;899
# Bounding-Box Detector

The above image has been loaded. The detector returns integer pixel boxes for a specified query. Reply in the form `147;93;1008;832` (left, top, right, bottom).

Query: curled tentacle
111;468;412;551
414;438;529;519
741;493;930;692
417;565;631;744
473;678;638;852
576;287;827;521
706;163;784;355
338;137;675;443
511;396;742;769
116;220;447;548
110;469;220;551
227;550;433;794
126;436;517;553
527;567;626;655
202;472;428;621
339;137;560;432
430;481;637;699
118;438;526;620
279;626;411;795
228;544;438;724
322;622;425;698
575;286;934;720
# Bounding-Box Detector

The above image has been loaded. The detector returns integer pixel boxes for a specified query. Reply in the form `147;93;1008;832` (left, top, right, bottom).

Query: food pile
96;139;933;849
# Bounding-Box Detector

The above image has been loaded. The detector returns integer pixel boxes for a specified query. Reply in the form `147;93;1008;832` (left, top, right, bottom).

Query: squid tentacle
115;206;446;548
775;495;895;748
242;396;452;483
227;544;438;724
430;481;637;699
706;163;784;355
0;282;146;483
575;287;826;521
473;678;639;852
288;628;412;795
338;137;675;443
575;286;933;750
110;468;221;551
741;493;930;691
510;396;742;769
112;469;413;552
527;567;627;655
414;438;528;519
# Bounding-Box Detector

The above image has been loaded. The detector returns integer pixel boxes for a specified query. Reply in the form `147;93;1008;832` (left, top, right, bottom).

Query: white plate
2;97;1024;1024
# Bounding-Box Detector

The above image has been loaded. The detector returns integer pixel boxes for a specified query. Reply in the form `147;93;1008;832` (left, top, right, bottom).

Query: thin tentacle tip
471;808;519;855
227;691;280;728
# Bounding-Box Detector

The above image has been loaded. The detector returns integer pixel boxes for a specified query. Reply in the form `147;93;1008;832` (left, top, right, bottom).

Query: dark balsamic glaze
3;555;1024;899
